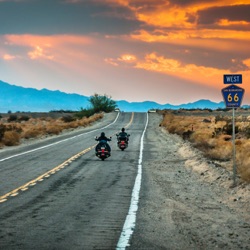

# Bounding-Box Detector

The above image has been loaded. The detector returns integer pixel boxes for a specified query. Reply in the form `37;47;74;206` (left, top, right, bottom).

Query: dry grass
0;112;104;148
160;110;250;183
2;131;21;146
236;141;250;182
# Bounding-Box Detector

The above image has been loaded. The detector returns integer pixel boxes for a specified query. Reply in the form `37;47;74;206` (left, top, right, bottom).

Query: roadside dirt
128;113;250;250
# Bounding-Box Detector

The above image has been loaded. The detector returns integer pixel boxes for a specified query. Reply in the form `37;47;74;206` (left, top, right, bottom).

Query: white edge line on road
116;112;149;249
0;112;120;163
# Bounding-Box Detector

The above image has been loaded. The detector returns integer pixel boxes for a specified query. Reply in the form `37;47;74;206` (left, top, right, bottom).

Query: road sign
221;84;244;108
223;74;242;84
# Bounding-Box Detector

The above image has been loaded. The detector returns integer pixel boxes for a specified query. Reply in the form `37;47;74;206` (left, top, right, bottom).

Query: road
0;112;147;249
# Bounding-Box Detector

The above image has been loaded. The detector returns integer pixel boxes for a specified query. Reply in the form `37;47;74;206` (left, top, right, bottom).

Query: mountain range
0;80;226;113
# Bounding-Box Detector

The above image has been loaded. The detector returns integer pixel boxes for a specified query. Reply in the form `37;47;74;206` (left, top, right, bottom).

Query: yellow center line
0;145;96;202
0;112;135;203
126;112;134;129
111;112;134;137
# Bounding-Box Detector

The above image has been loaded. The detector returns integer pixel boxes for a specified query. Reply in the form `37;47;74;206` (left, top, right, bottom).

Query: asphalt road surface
0;112;147;249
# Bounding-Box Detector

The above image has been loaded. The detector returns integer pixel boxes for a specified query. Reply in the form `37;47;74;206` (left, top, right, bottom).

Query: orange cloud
118;54;137;62
217;19;250;27
108;0;250;50
104;58;119;66
134;52;250;91
3;54;16;60
4;34;92;60
113;0;250;28
28;45;54;60
105;53;137;66
130;29;250;53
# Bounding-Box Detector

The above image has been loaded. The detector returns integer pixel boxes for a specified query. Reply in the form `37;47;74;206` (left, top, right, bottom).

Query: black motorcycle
95;137;111;161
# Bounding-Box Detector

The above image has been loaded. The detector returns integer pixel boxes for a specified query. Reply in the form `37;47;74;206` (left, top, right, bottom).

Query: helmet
121;128;125;132
101;132;105;136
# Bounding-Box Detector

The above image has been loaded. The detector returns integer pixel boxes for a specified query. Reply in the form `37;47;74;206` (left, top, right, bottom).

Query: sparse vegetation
0;112;103;148
89;93;117;113
159;109;250;182
8;114;18;122
2;131;20;146
61;115;75;123
75;108;95;119
0;93;115;148
75;94;117;119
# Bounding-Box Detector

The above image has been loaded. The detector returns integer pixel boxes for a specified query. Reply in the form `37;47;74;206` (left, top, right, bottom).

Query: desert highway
0;112;148;249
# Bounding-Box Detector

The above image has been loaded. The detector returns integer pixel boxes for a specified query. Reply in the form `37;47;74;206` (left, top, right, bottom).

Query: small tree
89;94;117;113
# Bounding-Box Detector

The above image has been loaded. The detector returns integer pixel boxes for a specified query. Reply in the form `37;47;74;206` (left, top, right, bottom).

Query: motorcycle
95;137;111;161
116;134;130;151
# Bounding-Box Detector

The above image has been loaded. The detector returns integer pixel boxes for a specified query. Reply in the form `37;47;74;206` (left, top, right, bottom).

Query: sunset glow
0;0;250;105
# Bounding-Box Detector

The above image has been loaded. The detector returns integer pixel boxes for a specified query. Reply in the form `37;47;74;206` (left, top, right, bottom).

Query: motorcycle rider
95;132;111;155
116;128;129;143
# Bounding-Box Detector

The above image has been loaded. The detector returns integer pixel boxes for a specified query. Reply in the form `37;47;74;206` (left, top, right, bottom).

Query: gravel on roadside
128;113;250;250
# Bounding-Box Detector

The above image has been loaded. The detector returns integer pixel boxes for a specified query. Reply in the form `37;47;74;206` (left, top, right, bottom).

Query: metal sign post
222;75;244;186
232;108;236;186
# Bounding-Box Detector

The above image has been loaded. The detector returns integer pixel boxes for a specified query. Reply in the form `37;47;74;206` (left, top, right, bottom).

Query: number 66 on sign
221;84;245;108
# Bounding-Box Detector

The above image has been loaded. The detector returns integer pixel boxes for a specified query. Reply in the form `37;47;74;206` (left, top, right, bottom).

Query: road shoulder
128;113;250;250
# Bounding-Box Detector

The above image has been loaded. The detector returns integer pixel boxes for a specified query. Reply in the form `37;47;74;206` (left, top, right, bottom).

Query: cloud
134;53;250;97
1;1;250;105
169;0;219;6
28;45;54;60
2;34;92;61
0;0;141;35
105;53;137;67
197;4;250;25
3;54;16;60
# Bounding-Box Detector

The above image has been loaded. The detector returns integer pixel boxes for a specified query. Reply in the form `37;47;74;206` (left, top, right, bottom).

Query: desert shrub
8;114;18;122
160;113;178;131
46;125;63;135
0;124;6;141
243;125;250;138
75;108;95;119
182;130;194;140
18;115;30;122
2;131;20;146
161;112;175;123
60;123;72;130
190;131;213;151
67;121;79;129
223;122;239;135
87;113;103;123
22;128;45;139
61;115;75;123
160;110;250;182
215;115;231;123
5;124;23;133
204;137;232;160
236;140;250;182
78;117;89;127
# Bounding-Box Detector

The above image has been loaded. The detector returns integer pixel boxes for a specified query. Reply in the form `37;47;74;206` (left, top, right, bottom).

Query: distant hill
117;99;225;112
0;80;225;113
0;80;89;112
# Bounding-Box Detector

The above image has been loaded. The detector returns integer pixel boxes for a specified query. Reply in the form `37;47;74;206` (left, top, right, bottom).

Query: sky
0;0;250;105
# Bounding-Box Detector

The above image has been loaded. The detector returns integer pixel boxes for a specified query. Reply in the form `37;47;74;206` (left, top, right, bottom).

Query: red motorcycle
118;140;127;151
116;135;130;151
